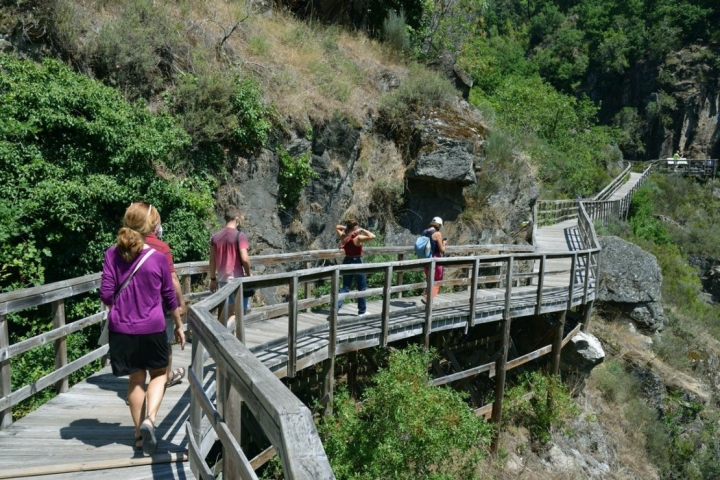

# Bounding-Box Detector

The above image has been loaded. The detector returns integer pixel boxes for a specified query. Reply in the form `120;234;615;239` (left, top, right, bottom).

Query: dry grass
224;8;407;129
64;0;409;131
348;133;405;223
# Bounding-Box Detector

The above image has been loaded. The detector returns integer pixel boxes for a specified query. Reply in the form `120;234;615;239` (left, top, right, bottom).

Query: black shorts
108;330;169;377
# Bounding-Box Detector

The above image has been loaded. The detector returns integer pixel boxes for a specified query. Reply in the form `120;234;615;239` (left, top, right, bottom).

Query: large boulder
597;236;666;330
406;100;484;186
560;331;605;392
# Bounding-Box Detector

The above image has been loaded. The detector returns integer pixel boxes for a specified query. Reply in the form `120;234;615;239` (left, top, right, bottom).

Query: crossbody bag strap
114;248;154;301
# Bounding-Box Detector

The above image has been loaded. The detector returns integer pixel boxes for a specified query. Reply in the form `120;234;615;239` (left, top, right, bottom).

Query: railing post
235;288;245;343
0;314;10;428
188;334;205;479
491;257;513;453
468;259;479;327
567;254;577;309
396;254;404;298
324;270;339;415
287;276;298;378
52;300;68;394
535;255;546;316
304;261;311;311
582;252;591;305
381;265;392;346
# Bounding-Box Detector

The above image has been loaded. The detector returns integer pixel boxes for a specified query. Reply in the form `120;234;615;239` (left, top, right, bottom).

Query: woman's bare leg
128;370;147;436
144;366;168;424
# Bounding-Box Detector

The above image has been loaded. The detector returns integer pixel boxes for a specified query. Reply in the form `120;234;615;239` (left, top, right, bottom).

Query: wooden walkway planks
0;281;583;479
609;172;643;200
0;345;198;480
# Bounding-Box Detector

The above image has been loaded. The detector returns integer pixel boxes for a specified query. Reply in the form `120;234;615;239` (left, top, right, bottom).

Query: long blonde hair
117;202;159;262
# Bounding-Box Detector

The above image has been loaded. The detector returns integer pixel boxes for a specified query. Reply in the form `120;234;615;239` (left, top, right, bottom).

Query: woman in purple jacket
100;202;185;455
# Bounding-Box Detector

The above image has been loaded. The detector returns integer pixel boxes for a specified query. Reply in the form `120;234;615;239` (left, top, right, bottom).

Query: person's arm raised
354;228;376;244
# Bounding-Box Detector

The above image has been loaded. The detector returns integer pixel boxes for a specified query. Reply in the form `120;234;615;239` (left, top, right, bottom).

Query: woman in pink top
100;202;185;455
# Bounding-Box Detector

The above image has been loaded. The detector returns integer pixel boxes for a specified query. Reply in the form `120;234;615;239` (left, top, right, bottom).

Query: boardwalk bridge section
0;160;699;478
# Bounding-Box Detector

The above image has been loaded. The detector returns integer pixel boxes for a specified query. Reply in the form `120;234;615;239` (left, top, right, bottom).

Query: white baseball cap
432;216;443;226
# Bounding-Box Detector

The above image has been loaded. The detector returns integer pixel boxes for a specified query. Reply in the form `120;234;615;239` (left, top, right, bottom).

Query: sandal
165;367;186;388
139;417;157;455
134;435;143;450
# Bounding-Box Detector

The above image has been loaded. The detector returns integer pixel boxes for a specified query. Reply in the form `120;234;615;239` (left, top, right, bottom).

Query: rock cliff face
216;93;539;259
643;46;720;159
597;236;666;330
658;46;720;159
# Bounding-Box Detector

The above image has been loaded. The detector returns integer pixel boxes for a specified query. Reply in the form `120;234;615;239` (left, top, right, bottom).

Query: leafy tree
0;53;215;292
318;345;493;479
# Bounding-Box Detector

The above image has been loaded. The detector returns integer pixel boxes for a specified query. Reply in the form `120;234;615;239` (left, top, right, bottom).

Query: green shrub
628;188;671;244
277;149;317;211
231;77;273;152
504;371;580;445
382;9;410;54
168;70;239;145
0;53;215;416
318;345;493;479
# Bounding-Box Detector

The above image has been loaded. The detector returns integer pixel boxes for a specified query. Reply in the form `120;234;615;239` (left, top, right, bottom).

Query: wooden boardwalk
0;286;584;479
0;167;650;479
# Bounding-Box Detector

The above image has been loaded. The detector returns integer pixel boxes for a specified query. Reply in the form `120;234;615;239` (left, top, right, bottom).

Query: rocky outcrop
560;331;606;391
597;236;666;330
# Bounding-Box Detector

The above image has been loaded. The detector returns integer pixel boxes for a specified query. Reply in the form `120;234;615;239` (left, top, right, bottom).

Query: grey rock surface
598;236;666;330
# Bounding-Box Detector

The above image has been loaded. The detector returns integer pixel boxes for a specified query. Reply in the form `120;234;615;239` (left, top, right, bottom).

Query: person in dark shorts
145;215;186;389
100;202;185;455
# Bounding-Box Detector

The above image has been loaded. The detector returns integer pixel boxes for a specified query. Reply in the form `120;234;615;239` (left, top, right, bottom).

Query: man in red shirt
146;216;187;388
209;207;252;319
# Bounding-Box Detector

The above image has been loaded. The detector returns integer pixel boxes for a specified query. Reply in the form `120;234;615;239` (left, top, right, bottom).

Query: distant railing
653;158;718;177
534;161;653;228
593;162;631;201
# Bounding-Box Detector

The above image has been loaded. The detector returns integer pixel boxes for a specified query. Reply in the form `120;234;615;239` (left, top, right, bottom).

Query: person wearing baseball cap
421;216;447;303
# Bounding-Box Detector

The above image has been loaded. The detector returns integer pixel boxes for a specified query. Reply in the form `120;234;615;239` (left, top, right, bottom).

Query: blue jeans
219;281;250;311
337;257;366;314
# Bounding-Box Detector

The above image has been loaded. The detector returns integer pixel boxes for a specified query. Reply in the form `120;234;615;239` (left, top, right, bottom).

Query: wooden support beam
424;260;435;349
468;258;479;327
581;300;594;333
550;311;567;375
491;257;513;453
325;270;339;416
381;265;392;346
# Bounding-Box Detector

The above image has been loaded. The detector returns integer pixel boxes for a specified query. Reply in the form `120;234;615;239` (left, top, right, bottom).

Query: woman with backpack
421;217;446;303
